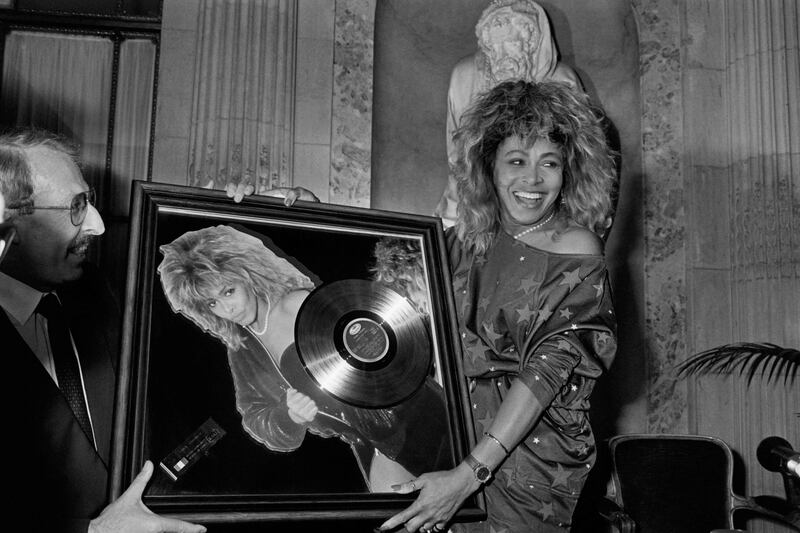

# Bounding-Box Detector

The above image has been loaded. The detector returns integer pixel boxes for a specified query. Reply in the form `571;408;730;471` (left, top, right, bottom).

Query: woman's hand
286;388;318;424
225;183;320;205
263;186;320;206
225;181;255;203
378;464;480;532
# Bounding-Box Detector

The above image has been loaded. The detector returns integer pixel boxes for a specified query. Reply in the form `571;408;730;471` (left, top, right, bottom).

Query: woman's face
493;135;563;228
206;281;258;327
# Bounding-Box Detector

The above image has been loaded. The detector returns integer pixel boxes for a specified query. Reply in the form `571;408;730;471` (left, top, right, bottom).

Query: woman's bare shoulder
277;289;311;315
551;225;604;255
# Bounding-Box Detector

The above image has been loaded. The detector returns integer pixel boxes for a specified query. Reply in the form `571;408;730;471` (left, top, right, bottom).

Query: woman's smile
512;190;546;205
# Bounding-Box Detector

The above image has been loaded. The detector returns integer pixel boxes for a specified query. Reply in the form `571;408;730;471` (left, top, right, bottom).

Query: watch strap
464;454;480;469
464;454;492;483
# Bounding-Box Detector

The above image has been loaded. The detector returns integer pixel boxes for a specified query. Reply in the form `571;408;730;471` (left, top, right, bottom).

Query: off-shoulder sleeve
507;255;616;402
517;334;582;406
521;258;615;368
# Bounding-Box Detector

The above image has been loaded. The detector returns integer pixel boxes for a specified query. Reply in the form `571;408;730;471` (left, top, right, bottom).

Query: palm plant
676;342;799;386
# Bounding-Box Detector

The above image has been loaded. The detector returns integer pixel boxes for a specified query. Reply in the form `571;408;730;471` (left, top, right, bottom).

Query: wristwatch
464;454;492;484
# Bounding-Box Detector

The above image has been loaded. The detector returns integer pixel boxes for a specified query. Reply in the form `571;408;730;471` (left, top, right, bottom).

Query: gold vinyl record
295;279;432;408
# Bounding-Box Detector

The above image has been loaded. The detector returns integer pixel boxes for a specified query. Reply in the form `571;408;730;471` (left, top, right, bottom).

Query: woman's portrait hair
158;225;315;350
454;80;618;254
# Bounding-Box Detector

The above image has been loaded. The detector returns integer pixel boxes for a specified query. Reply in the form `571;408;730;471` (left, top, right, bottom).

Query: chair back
608;434;736;533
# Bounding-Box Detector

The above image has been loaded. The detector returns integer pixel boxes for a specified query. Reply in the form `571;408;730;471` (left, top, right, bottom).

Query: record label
343;318;389;363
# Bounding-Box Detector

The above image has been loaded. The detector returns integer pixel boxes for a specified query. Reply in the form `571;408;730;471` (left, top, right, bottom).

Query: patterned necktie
36;293;95;447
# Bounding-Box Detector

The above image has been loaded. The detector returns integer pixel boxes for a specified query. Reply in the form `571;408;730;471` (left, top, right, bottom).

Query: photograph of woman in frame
157;224;452;492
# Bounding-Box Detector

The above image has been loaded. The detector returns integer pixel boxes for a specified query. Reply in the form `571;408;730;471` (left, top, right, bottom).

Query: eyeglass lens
0;224;16;265
70;189;96;226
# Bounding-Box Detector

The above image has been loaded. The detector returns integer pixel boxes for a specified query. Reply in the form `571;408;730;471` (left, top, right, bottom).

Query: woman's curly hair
454;80;618;254
158;225;315;350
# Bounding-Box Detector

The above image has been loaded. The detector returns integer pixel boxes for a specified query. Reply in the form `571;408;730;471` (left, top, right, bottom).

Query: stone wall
632;0;688;434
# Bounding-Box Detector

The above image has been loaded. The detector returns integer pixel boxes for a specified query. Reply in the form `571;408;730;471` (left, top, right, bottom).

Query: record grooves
295;279;431;408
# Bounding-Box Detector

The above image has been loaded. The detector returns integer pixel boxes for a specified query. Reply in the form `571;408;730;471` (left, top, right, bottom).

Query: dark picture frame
110;181;484;525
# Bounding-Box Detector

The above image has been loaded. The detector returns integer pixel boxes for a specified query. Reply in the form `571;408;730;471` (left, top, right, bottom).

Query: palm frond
675;342;799;385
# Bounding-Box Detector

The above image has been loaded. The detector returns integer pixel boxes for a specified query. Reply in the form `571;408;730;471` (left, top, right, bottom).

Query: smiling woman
453;81;616;257
380;80;618;533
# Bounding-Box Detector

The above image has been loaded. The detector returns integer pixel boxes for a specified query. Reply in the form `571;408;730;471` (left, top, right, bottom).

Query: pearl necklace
248;294;271;336
513;210;555;240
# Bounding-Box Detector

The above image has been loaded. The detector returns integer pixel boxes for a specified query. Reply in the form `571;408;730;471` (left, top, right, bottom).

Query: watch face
476;465;491;482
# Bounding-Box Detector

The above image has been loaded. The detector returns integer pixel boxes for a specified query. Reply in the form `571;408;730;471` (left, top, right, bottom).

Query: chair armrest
733;494;800;531
753;496;800;529
597;496;636;533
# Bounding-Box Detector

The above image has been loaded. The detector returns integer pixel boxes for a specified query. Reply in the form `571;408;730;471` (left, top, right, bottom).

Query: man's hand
89;461;206;533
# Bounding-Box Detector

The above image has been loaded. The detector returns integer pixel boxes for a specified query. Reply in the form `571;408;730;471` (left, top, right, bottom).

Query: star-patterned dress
447;230;616;532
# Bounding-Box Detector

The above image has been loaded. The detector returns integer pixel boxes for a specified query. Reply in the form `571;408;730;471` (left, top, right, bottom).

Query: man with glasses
0;188;13;263
0;128;205;533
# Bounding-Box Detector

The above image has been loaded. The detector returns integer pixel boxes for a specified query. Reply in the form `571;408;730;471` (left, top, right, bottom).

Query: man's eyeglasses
0;223;15;265
9;189;97;227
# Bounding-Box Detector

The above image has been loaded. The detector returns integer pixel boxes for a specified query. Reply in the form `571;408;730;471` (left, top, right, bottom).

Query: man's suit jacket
5;264;119;533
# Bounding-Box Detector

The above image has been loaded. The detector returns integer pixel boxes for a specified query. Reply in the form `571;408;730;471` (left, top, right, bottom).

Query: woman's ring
433;525;445;532
409;481;416;491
